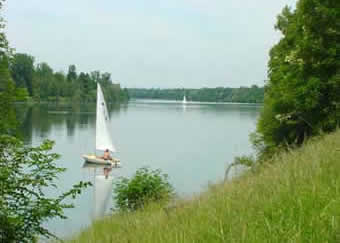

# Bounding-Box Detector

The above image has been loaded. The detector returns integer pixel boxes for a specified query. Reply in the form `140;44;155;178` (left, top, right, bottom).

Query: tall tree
10;53;34;96
53;71;66;99
67;64;77;82
255;0;340;157
78;72;93;102
0;0;16;134
0;56;16;134
34;62;54;100
0;0;10;59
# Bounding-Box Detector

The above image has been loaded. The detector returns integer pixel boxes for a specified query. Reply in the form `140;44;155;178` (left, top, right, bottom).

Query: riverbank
67;130;340;242
16;97;129;105
127;86;264;103
129;98;263;105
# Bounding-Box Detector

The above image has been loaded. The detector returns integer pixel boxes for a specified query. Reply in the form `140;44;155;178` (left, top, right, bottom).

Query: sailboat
83;83;121;167
182;95;187;105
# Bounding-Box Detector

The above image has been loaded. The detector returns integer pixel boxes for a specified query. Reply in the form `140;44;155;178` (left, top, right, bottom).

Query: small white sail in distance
182;95;187;104
96;83;116;153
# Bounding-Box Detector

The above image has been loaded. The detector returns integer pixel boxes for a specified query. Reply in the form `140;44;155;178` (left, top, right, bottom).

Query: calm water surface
18;100;261;238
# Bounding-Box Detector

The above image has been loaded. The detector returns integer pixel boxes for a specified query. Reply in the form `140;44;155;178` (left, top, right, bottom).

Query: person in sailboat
101;149;112;161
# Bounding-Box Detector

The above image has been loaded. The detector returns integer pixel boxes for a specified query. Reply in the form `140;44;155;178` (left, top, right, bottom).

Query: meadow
68;130;340;242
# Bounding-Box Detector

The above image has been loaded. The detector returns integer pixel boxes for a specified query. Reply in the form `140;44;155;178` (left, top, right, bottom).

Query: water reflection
82;162;115;219
18;101;260;145
18;103;126;144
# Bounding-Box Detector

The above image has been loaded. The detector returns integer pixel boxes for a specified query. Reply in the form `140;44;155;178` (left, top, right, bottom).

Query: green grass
68;131;340;243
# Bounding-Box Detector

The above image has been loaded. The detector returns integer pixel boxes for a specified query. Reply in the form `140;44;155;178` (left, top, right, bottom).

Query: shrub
113;167;174;211
224;155;256;181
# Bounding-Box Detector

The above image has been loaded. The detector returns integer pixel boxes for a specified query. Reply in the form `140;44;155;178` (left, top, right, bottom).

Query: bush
224;155;256;181
113;167;174;211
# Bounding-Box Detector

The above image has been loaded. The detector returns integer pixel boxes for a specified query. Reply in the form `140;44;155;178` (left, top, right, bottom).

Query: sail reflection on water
93;175;113;219
82;163;113;219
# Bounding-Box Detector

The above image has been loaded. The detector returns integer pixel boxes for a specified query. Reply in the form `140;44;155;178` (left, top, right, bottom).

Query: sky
4;0;296;88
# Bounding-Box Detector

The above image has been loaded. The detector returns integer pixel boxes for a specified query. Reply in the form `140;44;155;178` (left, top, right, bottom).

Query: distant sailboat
83;83;120;167
182;95;187;105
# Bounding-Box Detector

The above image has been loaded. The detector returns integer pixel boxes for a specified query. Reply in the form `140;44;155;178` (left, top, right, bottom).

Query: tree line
9;53;129;103
128;85;264;103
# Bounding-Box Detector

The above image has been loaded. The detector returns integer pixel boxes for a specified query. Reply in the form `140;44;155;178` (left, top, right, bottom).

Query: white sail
182;95;187;104
96;83;116;152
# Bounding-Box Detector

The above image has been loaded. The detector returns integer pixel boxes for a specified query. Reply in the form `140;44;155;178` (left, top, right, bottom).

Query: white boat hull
82;154;121;168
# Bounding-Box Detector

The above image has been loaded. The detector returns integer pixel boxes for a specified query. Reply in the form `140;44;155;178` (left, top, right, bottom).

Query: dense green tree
0;56;16;134
53;71;66;99
34;62;54;100
90;70;100;83
0;0;16;134
10;53;34;96
0;0;10;59
78;72;94;102
67;64;77;82
254;0;340;158
0;0;20;129
100;72;111;86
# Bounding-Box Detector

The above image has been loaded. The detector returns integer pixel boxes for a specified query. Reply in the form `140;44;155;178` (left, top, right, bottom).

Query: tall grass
68;131;340;242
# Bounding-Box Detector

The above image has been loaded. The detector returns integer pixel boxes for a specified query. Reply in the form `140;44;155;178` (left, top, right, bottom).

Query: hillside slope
69;131;340;243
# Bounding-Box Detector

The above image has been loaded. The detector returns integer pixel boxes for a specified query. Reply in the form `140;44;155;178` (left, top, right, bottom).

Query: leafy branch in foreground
113;167;174;211
0;136;92;243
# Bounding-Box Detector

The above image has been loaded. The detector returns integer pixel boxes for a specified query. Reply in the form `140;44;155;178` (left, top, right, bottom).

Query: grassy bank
68;131;340;242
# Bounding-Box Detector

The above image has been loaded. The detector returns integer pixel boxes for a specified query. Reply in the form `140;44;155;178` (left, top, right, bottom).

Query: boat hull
82;154;121;168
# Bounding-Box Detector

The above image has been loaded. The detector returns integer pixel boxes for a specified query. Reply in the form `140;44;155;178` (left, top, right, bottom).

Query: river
17;100;261;238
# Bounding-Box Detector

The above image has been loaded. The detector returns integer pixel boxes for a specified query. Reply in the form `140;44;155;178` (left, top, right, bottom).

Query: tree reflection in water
17;102;127;144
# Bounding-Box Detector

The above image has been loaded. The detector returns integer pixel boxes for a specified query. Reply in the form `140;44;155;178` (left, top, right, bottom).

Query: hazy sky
4;0;296;88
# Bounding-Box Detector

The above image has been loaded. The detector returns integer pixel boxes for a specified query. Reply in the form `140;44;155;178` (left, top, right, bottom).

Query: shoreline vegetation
14;97;129;105
12;52;264;105
68;130;340;242
15;97;262;106
10;53;129;104
128;86;264;103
